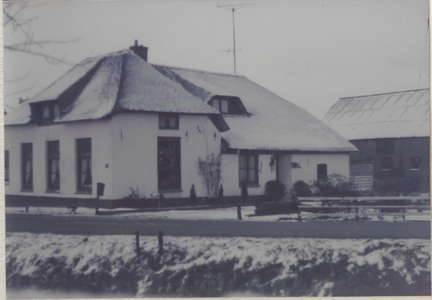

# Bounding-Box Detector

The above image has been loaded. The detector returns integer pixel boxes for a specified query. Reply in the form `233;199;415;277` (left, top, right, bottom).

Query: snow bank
6;233;430;297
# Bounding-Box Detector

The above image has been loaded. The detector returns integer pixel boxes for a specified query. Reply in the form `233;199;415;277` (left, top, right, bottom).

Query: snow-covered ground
6;233;431;297
6;205;430;222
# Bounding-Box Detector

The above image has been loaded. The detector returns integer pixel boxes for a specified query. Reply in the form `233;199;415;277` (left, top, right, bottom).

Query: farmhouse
5;42;356;208
322;89;430;193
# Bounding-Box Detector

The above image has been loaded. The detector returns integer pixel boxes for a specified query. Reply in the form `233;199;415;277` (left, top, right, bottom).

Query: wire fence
297;196;430;220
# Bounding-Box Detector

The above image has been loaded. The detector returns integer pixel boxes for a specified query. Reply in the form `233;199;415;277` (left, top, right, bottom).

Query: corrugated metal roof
154;65;356;152
323;89;430;140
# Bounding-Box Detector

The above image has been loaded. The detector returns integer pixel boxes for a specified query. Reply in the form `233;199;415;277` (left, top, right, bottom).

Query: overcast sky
4;0;430;119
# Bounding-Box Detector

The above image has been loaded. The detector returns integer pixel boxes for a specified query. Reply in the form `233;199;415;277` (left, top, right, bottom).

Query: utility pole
217;3;255;75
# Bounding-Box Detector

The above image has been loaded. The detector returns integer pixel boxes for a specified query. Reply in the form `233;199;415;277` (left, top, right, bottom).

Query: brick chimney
130;40;148;62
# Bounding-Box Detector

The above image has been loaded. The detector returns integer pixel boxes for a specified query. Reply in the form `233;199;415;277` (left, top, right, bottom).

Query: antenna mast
217;2;255;74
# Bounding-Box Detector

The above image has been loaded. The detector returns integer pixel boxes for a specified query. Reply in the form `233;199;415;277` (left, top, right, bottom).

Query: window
159;114;179;129
77;138;92;192
43;105;50;119
158;137;181;190
47;141;60;191
41;102;60;121
317;164;327;180
21;143;33;190
209;96;247;115
5;150;9;184
410;157;421;170
212;99;229;113
381;157;392;171
376;139;395;155
239;154;258;185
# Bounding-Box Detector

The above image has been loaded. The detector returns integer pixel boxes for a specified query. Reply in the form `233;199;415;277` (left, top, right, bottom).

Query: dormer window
54;105;60;118
208;96;248;115
33;100;61;125
212;99;229;113
42;103;60;120
43;105;50;119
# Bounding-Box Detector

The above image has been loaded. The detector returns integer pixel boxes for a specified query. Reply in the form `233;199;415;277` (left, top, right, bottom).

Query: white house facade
5;42;357;208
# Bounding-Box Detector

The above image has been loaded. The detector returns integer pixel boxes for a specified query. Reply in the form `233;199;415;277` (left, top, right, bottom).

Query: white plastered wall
110;112;221;200
221;153;277;196
278;154;292;191
290;153;350;186
4;120;114;199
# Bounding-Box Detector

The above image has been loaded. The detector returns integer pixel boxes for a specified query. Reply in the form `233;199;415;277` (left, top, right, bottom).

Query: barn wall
5;120;114;200
350;137;430;193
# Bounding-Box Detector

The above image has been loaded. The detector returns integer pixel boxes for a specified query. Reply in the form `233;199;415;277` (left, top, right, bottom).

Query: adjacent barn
323;89;430;193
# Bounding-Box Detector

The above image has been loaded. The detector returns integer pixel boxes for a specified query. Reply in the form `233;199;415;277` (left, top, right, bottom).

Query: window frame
21;143;33;191
317;163;328;180
381;156;392;171
38;102;61;125
76;138;92;193
47;140;60;192
5;150;9;184
157;137;182;192
410;157;422;171
239;153;259;186
212;99;229;113
159;113;179;130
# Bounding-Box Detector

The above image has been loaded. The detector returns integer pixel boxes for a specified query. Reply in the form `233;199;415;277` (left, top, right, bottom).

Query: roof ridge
340;88;429;100
79;49;133;64
151;64;246;79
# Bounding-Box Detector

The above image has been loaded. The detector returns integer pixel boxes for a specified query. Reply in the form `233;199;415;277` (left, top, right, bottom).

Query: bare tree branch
5;46;77;65
7;38;83;49
4;2;81;67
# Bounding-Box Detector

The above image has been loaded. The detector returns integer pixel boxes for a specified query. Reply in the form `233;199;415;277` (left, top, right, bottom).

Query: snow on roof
4;103;31;125
29;55;102;104
6;50;220;126
154;65;356;152
322;89;430;140
5;47;355;152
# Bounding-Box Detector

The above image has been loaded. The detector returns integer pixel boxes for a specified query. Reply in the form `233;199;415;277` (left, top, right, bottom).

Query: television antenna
217;2;255;74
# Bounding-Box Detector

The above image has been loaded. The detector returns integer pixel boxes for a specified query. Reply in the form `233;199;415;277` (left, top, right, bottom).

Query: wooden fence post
297;199;302;222
95;182;105;215
136;231;140;257
354;199;359;221
159;194;164;209
158;231;164;254
95;195;100;215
